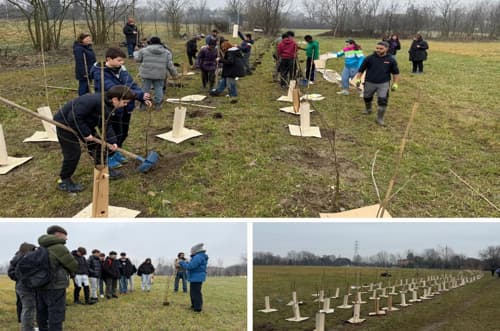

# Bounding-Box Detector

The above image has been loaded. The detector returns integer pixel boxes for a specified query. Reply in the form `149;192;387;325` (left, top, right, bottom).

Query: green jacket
38;234;78;290
306;40;320;60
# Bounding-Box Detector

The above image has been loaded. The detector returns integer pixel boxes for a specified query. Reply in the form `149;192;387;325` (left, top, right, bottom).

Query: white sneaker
336;90;349;95
308;81;314;85
100;294;104;298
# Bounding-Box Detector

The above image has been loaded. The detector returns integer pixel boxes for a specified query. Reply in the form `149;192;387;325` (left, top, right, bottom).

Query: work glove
355;79;362;87
391;83;399;91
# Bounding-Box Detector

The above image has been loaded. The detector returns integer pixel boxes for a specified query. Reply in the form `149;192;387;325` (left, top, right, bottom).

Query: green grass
0;275;246;330
0;22;498;217
253;266;496;330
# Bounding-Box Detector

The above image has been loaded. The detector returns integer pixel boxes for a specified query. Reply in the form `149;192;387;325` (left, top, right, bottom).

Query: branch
449;168;500;212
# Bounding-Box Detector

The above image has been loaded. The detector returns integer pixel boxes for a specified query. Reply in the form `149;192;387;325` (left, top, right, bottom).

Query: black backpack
15;246;52;289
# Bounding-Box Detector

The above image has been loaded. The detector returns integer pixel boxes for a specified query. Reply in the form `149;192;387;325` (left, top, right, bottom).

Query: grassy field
0;22;498;217
0;275;246;330
253;266;496;330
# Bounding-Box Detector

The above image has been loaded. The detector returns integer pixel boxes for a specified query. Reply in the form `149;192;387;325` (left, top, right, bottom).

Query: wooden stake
0;124;9;165
91;166;109;217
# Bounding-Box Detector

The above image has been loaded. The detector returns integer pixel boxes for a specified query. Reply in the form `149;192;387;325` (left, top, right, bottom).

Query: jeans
78;79;90;96
142;78;165;105
305;57;316;82
341;66;359;90
213;77;237;97
36;289;66;331
174;271;187;292
104;278;117;297
190;282;203;311
89;277;99;298
18;288;36;331
243;51;251;74
141;274;153;291
119;276;129;293
127;42;136;57
99;278;104;296
128;276;134;291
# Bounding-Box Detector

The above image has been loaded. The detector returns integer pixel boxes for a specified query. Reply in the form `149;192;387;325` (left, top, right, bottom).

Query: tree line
254;245;500;270
1;0;499;52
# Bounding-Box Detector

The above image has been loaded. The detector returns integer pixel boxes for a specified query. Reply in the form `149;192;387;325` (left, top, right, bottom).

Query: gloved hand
391;83;399;91
355;79;362;87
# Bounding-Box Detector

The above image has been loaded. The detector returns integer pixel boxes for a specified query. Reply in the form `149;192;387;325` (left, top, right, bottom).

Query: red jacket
277;38;297;59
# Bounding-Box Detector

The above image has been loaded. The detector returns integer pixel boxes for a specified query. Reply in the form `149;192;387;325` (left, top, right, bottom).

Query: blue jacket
180;252;208;283
90;63;145;113
73;41;96;81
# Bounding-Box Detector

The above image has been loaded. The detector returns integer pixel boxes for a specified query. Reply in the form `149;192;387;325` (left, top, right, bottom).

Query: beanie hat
47;225;67;235
191;243;206;255
109;251;117;256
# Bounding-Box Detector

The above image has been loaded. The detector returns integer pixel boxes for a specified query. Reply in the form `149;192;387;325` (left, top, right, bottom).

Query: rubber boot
376;106;386;125
74;286;83;304
84;285;93;304
362;102;372;115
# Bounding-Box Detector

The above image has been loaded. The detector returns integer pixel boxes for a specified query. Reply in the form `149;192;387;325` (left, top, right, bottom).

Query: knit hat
149;36;161;44
47;225;67;235
191;243;206;255
120;252;126;256
109;251;117;256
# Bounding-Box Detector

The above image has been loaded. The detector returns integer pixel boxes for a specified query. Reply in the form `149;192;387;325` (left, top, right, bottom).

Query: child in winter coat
73;33;96;95
331;39;365;95
196;39;218;90
209;41;245;99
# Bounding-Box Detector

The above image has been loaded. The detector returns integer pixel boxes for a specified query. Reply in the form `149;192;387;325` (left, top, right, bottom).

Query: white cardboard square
279;106;315;115
0;156;32;175
74;204;141;218
180;95;207;102
156;129;203;144
277;95;293;102
301;94;325;101
288;125;322;138
23;131;58;143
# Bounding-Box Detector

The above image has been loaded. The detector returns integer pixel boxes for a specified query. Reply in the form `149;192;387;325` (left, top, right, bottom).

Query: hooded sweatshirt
277;38;297;59
38;235;78;290
135;44;177;80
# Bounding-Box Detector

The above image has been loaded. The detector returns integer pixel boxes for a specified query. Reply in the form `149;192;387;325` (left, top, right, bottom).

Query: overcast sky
254;222;500;258
0;222;246;267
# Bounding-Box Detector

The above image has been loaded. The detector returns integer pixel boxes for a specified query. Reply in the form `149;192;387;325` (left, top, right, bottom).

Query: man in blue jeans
123;18;138;58
118;252;134;294
174;252;188;292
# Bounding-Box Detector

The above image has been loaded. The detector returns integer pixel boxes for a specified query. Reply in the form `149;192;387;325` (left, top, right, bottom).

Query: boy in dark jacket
186;35;201;67
8;242;37;331
73;33;96;95
90;47;151;169
237;31;254;75
87;249;102;303
102;251;120;299
36;225;78;331
196;40;218;90
53;85;136;193
209;41;245;99
72;247;93;305
180;243;209;312
118;252;135;294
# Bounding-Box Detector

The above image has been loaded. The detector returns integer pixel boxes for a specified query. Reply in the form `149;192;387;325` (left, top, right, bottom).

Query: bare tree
76;0;130;46
6;0;73;50
164;0;185;38
246;0;290;35
435;0;460;38
317;0;349;36
225;0;244;25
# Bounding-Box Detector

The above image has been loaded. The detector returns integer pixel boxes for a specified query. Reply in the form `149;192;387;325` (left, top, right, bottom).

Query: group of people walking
8;225;209;330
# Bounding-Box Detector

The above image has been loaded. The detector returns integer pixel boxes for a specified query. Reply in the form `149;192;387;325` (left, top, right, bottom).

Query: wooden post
0;124;9;165
91;166;109;217
293;88;300;113
172;107;187;138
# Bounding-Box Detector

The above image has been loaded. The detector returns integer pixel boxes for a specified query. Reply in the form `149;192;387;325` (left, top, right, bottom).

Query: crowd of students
8;225;209;330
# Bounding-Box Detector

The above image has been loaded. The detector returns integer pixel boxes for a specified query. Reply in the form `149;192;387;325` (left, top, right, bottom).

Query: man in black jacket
87;249;102;303
53;85;136;193
101;251;120;299
123;18;138;58
186;35;201;67
354;41;400;126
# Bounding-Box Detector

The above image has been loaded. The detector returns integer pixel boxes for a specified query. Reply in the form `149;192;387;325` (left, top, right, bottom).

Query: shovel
0;95;159;173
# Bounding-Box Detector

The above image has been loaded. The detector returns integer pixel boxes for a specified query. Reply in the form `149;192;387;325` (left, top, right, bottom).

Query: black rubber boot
363;102;372;115
84;286;91;304
74;286;82;304
376;106;387;125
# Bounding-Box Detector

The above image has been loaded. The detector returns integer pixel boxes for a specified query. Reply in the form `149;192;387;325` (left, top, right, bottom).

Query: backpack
15;246;52;289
